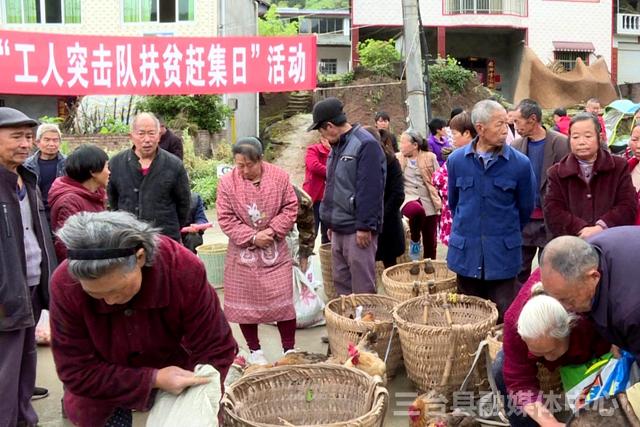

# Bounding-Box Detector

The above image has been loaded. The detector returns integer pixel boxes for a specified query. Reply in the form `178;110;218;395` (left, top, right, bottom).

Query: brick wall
63;134;131;154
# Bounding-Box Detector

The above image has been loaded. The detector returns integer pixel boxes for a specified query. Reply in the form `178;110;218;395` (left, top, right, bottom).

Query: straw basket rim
222;363;388;427
195;243;228;254
392;293;499;333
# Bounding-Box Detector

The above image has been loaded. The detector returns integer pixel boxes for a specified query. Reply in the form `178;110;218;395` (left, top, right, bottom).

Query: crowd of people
2;91;640;427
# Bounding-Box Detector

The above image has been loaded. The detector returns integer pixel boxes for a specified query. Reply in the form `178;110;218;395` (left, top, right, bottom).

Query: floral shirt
432;164;451;245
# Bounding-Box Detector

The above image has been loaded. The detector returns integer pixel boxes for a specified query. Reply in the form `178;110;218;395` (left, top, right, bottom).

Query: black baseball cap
0;107;38;128
307;97;346;132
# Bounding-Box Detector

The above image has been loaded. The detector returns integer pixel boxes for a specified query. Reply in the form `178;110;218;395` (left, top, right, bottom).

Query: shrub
259;5;299;36
182;132;224;206
357;39;401;77
428;56;474;100
137;95;232;134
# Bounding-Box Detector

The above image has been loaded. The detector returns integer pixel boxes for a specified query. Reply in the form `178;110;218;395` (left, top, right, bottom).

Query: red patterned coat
216;162;298;323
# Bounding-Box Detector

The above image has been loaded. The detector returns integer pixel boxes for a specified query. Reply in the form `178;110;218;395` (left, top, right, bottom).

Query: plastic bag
293;265;325;328
35;309;51;346
562;350;640;411
146;364;221;427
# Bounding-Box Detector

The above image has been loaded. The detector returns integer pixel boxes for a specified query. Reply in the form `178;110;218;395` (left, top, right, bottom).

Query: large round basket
485;325;563;394
381;259;457;302
325;294;402;378
222;363;388;426
393;293;498;398
195;243;227;289
319;243;338;301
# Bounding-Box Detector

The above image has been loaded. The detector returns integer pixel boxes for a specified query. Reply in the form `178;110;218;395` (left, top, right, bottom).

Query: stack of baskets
195;243;227;289
486;324;563;393
222;364;388;426
381;259;457;302
393;293;499;400
319;243;337;300
325;294;403;378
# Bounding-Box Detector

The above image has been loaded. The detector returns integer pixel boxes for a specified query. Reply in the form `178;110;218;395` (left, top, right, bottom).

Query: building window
123;0;194;23
320;58;338;75
5;0;81;24
299;17;344;34
554;51;589;71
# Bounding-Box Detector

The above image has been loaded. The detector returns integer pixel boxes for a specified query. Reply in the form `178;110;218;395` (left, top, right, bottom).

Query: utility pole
402;0;428;137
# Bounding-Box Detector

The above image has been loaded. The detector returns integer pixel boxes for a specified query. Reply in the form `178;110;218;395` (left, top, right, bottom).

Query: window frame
553;50;590;72
3;0;81;24
122;0;194;24
319;58;338;75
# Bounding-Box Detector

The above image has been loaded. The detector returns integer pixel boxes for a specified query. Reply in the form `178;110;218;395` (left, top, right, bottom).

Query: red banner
0;30;317;95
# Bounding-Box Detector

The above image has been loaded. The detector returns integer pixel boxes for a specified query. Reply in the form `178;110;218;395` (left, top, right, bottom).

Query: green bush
98;117;130;134
428;56;474;100
137;95;232;134
259;5;299;36
192;174;218;207
182;132;223;206
357;39;401;77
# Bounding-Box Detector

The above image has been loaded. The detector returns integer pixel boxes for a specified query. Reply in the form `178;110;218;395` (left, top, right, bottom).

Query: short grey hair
232;137;264;162
471;100;505;126
56;211;160;280
517;293;577;340
539;235;600;283
36;123;61;141
130;112;160;133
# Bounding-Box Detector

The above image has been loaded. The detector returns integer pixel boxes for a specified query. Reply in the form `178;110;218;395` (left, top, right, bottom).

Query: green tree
137;95;232;134
357;39;401;77
259;5;299;36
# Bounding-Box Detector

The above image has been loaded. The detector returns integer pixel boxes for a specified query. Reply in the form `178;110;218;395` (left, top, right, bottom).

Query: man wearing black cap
308;97;386;295
0;107;57;426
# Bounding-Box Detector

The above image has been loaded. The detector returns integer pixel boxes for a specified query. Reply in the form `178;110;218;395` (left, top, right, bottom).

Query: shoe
32;386;49;400
248;349;269;366
409;240;422;261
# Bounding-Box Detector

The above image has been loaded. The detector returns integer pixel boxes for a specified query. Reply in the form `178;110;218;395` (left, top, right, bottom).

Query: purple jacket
428;135;451;166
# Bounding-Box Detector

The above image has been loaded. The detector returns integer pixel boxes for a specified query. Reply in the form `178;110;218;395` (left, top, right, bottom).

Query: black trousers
312;201;329;245
456;274;517;323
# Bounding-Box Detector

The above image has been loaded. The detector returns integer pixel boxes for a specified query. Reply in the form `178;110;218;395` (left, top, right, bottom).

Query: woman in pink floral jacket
432;112;476;245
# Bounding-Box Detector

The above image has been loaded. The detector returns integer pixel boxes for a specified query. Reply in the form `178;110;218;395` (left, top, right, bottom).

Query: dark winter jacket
24;150;66;223
159;129;184;160
107;147;191;241
0;164;57;331
376;152;405;262
544;148;637;237
48;176;107;261
320;124;386;234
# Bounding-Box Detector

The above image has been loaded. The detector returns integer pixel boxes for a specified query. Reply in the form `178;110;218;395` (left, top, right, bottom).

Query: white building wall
317;46;351;74
0;0;218;37
353;0;613;69
527;0;612;66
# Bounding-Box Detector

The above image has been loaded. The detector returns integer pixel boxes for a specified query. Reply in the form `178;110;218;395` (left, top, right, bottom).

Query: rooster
273;351;328;367
343;331;386;380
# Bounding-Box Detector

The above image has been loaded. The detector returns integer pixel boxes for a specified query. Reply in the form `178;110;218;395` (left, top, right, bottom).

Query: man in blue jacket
308;97;386;295
447;99;535;320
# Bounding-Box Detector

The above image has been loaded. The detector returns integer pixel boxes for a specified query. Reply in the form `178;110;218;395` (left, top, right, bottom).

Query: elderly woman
49;211;237;427
48;144;109;261
432;111;476;246
397;129;442;260
495;268;610;427
217;137;298;366
627;125;640;224
544;113;637;239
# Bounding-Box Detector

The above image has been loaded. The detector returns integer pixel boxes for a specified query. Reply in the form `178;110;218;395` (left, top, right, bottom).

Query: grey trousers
0;287;40;427
331;232;378;295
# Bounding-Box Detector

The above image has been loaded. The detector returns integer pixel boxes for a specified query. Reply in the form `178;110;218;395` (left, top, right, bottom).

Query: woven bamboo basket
319;243;338;301
486;325;563;393
393;293;498;399
381;259;457;302
325;294;402;377
222;363;388;426
195;243;227;289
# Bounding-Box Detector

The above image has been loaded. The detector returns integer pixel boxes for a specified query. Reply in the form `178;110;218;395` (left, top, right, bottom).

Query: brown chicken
361;311;376;322
273;351;328;367
343;331;386;379
243;363;273;376
408;395;480;427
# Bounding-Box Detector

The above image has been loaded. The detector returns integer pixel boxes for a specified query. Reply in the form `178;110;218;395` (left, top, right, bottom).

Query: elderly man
108;112;190;242
0;107;57;427
540;227;640;361
24;123;66;224
308;97;386;295
512;98;570;284
447;99;536;320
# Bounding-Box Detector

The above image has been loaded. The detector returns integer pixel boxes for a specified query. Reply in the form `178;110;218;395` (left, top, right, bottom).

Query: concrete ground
33;210;451;426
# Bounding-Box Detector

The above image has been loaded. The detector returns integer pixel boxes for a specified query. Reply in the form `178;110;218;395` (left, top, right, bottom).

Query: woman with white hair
49;211;237;427
494;268;610;427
